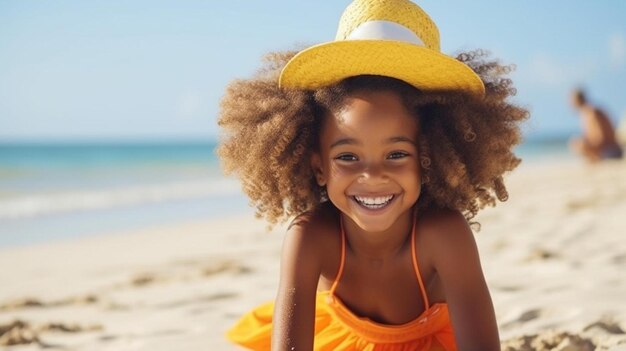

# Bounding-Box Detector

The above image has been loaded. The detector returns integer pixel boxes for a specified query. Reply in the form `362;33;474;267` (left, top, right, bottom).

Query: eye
334;153;358;162
388;151;409;160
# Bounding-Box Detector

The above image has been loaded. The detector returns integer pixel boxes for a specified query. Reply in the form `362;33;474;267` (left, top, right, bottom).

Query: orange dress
226;215;457;351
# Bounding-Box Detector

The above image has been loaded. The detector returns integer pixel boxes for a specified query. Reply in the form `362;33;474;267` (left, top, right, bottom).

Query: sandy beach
1;157;626;351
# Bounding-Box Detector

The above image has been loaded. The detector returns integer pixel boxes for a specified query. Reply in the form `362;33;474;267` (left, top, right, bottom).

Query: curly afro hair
217;49;529;226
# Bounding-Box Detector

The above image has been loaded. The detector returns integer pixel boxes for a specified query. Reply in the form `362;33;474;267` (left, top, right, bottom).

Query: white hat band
345;20;425;47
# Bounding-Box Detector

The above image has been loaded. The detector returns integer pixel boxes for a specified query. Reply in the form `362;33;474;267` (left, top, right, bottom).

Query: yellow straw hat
279;0;485;96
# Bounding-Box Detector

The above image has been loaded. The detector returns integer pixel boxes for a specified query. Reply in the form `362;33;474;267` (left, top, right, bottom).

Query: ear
310;152;327;186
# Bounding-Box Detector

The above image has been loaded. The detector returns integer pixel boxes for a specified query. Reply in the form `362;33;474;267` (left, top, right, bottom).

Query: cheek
394;162;422;192
326;163;355;187
390;159;420;175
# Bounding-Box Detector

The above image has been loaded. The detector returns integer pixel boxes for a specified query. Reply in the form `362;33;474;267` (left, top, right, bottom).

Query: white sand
1;157;626;350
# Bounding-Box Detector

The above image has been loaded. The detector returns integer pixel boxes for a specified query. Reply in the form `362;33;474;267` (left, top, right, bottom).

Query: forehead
321;90;418;139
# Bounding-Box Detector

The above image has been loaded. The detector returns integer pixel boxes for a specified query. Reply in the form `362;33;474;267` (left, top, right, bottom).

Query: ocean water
0;136;572;248
0;142;249;248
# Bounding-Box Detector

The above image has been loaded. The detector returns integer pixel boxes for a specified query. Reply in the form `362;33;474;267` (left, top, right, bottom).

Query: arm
271;218;322;351
427;210;500;351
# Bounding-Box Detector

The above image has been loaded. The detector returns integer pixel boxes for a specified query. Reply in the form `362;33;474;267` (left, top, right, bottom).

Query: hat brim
279;40;485;96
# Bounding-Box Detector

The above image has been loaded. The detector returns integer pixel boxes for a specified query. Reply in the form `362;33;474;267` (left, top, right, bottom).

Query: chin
349;216;398;234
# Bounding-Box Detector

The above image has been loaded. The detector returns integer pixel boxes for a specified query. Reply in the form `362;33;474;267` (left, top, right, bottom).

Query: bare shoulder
287;202;338;247
417;207;469;232
283;202;340;271
416;208;474;257
277;206;332;303
415;208;483;297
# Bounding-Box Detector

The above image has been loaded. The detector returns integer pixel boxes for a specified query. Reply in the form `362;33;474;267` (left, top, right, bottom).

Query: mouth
352;194;396;210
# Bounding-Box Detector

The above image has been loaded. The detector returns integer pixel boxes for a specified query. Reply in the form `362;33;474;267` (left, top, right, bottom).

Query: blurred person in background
569;88;623;162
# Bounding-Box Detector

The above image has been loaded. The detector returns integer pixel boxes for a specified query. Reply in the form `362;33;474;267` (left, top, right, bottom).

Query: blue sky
1;1;625;142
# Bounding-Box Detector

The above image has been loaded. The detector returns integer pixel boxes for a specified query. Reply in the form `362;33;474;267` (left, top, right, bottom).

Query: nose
357;162;388;185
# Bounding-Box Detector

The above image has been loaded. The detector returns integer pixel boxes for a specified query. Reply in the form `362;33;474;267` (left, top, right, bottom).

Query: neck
341;208;414;261
575;102;588;110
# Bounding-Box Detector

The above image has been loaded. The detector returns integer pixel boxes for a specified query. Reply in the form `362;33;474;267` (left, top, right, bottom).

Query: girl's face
311;90;421;233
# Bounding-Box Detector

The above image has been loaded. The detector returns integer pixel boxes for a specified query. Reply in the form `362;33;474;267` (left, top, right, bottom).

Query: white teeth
354;195;394;206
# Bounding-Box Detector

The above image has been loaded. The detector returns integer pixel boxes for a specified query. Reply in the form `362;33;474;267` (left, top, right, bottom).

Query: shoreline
0;136;577;248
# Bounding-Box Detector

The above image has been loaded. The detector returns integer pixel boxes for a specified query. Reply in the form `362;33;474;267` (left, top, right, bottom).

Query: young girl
218;0;527;350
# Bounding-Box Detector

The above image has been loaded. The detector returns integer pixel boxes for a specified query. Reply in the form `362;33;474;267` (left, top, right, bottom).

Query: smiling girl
218;0;527;350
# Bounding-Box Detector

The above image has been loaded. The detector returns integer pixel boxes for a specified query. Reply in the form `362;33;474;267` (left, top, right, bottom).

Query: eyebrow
330;136;416;149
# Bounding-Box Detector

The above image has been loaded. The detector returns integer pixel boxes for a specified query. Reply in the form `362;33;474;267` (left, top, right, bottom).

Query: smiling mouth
352;195;396;210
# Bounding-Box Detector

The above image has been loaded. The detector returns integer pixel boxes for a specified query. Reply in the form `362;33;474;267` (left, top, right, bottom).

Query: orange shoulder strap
411;212;430;308
330;215;346;294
